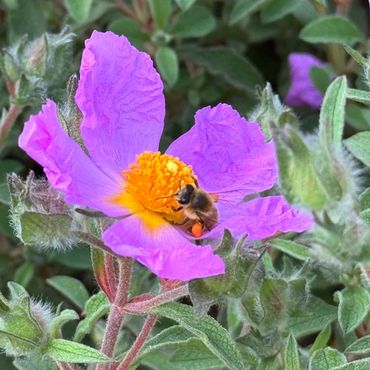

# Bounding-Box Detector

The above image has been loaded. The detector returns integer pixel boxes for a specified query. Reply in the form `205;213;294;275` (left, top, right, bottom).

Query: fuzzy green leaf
285;333;300;370
309;324;332;354
171;5;216;38
50;309;79;339
74;292;109;342
309;348;346;370
344;132;370;167
269;239;311;261
178;45;263;91
261;0;302;23
319;76;347;151
155;46;179;87
336;286;370;334
343;45;366;67
175;0;196;11
151;302;245;370
300;16;362;45
47;276;89;310
64;0;92;23
347;89;370;105
45;339;110;363
345;334;370;355
147;0;171;29
332;358;370;370
229;0;266;25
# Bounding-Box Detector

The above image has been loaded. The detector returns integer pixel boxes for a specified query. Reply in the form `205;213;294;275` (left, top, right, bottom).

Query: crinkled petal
76;31;165;176
18;100;125;217
167;103;277;201
207;195;313;240
285;53;325;109
103;214;225;281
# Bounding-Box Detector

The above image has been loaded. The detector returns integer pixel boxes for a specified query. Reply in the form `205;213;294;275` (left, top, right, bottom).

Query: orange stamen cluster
121;152;196;220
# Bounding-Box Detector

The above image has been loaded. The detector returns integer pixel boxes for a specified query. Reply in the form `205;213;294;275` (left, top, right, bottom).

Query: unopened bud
0;282;52;356
8;172;77;250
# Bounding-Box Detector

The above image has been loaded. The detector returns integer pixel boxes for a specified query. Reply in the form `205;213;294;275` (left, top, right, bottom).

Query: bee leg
171;206;183;212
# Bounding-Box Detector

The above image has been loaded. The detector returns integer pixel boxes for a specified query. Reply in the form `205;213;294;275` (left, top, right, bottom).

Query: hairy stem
56;362;76;370
123;284;189;313
0;104;23;147
116;314;157;370
97;258;132;370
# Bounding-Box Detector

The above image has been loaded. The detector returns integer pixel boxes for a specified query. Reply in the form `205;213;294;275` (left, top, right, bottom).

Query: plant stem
0;103;23;147
116;314;157;370
56;362;76;370
123;284;189;313
97;257;132;370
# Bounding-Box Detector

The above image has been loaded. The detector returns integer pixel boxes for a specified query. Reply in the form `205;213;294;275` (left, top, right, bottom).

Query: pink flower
19;31;313;281
285;52;325;109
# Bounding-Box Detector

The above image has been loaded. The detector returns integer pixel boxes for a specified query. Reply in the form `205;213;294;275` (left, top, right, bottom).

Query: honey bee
174;183;218;238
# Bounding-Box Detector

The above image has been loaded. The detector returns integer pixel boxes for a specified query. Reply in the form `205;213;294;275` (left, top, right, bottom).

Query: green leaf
343;45;366;67
64;0;92;23
319;76;347;151
50;309;79;339
45;339;110;363
13;355;57;370
74;292;110;342
345;334;370;355
47;276;89;310
344;132;370;167
347;89;370;105
360;188;370;211
170;339;224;369
261;0;302;23
336;286;370;334
276;127;329;209
309;348;346;370
147;0;171;29
300;16;362;45
171;6;216;38
310;67;332;95
108;17;149;49
287;296;337;338
229;0;266;25
151;303;245;370
178;45;263;91
155;46;179;87
175;0;196;10
14;261;34;288
309;324;332;355
269;239;311;261
332;358;370;370
285;333;300;370
346;105;370;131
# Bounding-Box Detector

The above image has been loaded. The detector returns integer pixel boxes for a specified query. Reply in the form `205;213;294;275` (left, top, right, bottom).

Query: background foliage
0;0;370;369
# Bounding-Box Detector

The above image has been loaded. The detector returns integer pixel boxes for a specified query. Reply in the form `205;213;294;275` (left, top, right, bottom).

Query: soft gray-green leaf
332;358;370;370
175;0;196;11
155;46;179;87
300;16;362;45
151;302;245;370
229;0;266;25
269;239;311;261
74;292;109;342
64;0;92;23
309;324;332;355
47;276;89;310
171;5;216;38
347;89;370;105
319;76;347;151
45;339;110;363
147;0;171;29
285;333;300;370
50;309;79;339
261;0;302;23
345;334;370;355
178;45;263;91
336;286;370;334
309;348;346;370
344;132;370;167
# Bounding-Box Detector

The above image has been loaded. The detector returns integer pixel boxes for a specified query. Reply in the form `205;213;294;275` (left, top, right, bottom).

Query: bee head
177;184;194;204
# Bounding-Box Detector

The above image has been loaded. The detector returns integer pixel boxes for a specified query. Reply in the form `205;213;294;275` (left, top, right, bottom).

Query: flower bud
8;172;77;250
0;282;52;356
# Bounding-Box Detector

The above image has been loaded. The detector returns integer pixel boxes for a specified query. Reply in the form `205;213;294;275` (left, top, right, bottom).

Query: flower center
113;151;197;228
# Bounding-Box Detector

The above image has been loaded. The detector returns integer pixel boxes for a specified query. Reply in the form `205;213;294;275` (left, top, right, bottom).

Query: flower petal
76;31;165;175
285;52;325;109
103;214;225;281
166;103;277;199
208;195;313;240
18;100;124;217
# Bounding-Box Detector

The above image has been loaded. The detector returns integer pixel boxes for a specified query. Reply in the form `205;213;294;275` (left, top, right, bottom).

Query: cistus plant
0;1;370;370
